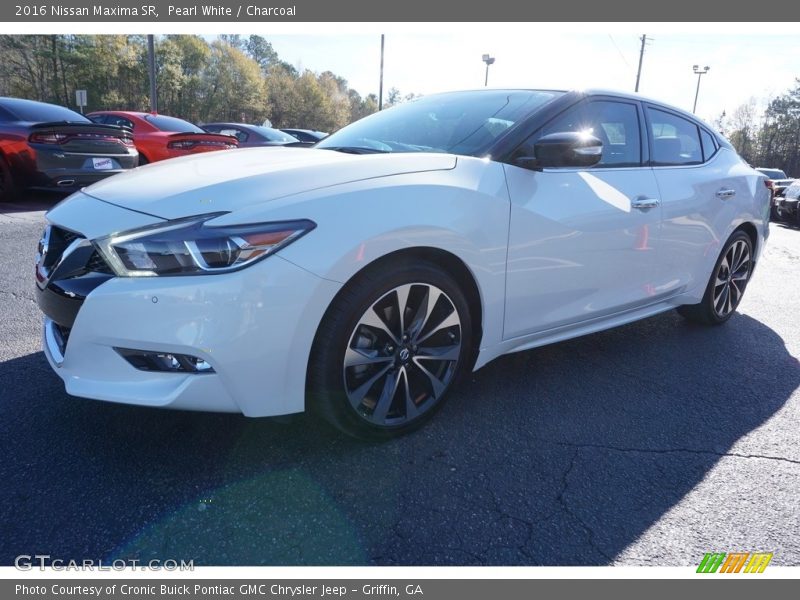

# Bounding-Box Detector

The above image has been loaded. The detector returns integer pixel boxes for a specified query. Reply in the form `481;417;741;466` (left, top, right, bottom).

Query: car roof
282;128;323;134
204;122;256;129
90;110;149;117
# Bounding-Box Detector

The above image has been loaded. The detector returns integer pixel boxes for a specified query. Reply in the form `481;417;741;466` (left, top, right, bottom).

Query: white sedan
35;89;769;438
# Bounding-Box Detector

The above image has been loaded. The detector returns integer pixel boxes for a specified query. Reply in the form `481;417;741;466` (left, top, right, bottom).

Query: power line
607;34;633;72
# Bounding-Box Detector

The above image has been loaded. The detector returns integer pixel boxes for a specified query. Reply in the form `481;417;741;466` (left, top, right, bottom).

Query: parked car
279;128;328;143
755;167;795;220
202;123;299;147
35;89;769;439
87;111;237;164
0;97;137;201
775;180;800;224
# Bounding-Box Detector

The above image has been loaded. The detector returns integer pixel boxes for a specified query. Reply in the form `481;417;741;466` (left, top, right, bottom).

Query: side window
88;114;107;124
699;128;718;162
534;100;642;167
648;108;703;166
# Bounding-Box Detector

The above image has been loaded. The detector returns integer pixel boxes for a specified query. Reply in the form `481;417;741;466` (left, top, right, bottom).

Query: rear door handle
631;197;660;210
716;188;736;199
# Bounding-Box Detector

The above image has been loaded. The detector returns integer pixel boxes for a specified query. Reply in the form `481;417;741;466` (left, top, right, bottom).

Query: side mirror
515;131;603;170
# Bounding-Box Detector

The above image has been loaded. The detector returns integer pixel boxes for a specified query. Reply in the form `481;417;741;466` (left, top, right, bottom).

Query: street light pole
378;34;385;111
147;34;157;113
482;54;495;87
692;65;710;114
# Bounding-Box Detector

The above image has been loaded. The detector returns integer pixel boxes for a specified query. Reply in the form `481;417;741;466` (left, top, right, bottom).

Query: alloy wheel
343;282;462;426
712;239;751;318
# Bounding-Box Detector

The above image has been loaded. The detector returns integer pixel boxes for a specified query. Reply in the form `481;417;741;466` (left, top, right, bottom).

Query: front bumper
38;197;341;417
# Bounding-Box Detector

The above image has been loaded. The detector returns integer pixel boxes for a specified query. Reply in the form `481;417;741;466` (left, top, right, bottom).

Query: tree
199;40;267;123
726;99;759;165
0;34;396;131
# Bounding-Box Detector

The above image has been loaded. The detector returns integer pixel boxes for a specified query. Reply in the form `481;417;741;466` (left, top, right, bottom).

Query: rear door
503;97;664;339
644;105;743;296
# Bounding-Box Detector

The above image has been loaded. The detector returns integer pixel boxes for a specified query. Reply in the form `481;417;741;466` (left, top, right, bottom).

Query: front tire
308;259;473;440
677;231;753;325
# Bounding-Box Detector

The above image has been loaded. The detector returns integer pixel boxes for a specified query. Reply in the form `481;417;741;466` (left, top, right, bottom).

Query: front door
503;98;664;339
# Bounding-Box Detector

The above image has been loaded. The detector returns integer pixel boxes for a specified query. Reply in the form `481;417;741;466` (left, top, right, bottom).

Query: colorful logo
696;552;773;573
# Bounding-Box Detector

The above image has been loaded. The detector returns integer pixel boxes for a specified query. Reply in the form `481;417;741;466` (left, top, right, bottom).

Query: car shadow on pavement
0;311;798;566
0;193;62;215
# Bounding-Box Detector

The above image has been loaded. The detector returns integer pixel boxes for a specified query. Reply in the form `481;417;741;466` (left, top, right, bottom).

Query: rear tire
307;259;473;440
0;157;16;203
677;231;753;325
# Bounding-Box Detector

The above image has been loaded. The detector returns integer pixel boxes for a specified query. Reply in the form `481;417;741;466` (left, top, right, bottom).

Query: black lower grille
59;228;80;245
52;322;71;355
87;250;113;274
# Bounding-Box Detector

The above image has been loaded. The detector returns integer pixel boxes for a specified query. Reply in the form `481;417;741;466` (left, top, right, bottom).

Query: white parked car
35;89;770;438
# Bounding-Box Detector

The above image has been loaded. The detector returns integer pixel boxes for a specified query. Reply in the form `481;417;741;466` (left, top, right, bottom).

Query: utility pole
147;34;157;113
378;34;385;110
634;34;648;92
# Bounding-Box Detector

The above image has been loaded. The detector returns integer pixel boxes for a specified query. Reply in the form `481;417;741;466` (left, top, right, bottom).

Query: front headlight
94;213;315;277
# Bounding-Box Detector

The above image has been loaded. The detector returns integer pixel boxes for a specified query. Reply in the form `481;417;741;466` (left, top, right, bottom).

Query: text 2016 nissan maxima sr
35;89;769;439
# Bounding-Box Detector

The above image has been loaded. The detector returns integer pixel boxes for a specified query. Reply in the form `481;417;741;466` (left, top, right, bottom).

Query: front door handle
631;197;660;210
716;188;737;200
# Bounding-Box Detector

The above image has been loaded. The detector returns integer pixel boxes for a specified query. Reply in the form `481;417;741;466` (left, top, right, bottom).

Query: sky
261;29;800;125
5;22;799;125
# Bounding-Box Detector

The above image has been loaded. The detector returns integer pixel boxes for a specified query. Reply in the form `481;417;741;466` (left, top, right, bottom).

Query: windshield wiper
321;146;389;155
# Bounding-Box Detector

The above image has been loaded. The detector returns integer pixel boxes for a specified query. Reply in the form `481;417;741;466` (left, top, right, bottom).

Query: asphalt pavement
1;195;799;566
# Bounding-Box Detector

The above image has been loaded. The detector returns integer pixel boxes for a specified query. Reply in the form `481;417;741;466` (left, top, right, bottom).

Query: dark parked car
775;180;800;225
279;128;328;143
756;168;795;220
202;123;299;147
0;97;138;201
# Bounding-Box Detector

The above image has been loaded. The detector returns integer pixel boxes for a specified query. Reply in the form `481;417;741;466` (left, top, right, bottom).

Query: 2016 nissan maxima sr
35;89;769;439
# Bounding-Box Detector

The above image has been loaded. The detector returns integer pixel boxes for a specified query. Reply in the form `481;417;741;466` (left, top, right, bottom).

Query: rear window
205;126;247;142
251;126;297;142
700;128;718;161
145;114;204;133
104;115;134;129
0;98;88;123
757;168;787;180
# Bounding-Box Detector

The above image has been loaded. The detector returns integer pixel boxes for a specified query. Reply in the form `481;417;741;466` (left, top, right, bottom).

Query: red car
87;111;237;164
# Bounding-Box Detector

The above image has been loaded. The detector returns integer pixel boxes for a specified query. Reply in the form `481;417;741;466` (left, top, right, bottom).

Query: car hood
82;147;457;220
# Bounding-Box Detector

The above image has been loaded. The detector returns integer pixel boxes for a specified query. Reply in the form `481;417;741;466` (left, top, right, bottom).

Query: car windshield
316;90;563;156
757;168;788;179
145;114;204;133
0;98;88;123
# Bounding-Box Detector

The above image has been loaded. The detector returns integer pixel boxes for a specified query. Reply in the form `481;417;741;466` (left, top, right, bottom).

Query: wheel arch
734;221;758;261
306;246;485;385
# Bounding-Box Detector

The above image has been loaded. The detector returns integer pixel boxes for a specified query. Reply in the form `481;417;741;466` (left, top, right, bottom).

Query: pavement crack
0;288;35;304
555;447;615;564
542;440;800;467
